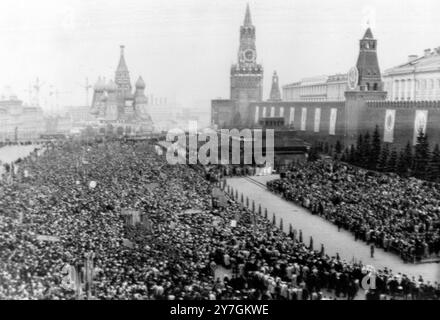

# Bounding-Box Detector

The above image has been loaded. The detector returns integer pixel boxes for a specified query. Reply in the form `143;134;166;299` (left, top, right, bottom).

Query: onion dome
135;76;145;90
94;77;105;91
106;80;117;92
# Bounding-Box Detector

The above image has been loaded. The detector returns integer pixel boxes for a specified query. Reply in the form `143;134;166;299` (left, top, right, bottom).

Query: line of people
267;160;440;263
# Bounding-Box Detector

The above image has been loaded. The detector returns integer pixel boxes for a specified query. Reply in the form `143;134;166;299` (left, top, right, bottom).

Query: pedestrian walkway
0;144;41;177
226;175;440;282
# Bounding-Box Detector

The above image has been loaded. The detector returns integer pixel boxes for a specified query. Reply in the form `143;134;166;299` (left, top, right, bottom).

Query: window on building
373;83;378;91
270;107;275;117
280;107;284;117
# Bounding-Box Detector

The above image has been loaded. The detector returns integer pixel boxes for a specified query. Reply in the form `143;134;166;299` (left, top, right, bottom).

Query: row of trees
308;125;440;181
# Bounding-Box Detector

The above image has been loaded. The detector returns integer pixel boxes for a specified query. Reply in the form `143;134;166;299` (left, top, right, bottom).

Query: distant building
282;74;348;102
90;46;153;134
0;94;45;141
282;29;383;102
383;47;440;101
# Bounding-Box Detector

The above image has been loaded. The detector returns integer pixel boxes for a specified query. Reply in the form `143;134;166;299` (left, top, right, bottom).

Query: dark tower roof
363;27;374;39
244;3;252;26
268;71;282;101
356;28;382;91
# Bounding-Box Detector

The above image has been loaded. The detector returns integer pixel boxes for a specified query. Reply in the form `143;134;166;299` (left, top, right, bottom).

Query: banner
329;108;337;135
413;110;428;145
289;107;295;126
36;235;60;242
123;239;134;248
383;109;396;143
254;106;259;124
314;108;321;133
301;108;307;131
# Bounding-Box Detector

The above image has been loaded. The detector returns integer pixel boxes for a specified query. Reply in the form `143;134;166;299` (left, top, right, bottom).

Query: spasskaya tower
230;3;263;125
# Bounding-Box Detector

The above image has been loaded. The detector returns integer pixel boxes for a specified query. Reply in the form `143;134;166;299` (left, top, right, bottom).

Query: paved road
226;175;440;282
0;145;42;177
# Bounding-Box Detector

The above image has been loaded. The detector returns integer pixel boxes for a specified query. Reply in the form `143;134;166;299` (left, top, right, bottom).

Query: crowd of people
267;160;440;263
1;139;439;300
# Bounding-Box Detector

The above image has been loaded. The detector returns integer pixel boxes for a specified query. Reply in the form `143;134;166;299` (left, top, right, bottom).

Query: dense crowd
1;140;439;300
267;160;440;263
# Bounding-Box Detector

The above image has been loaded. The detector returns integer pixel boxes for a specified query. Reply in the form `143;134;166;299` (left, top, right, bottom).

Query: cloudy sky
0;0;439;112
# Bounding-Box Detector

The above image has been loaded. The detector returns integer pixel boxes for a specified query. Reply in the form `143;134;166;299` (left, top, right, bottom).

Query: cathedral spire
268;71;282;101
117;45;128;72
244;3;252;26
115;45;132;101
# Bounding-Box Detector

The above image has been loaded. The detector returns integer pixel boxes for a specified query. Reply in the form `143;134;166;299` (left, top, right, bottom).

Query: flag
384;109;396;143
123;239;134;248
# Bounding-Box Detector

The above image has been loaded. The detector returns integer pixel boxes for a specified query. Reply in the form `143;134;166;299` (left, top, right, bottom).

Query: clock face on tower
244;49;255;62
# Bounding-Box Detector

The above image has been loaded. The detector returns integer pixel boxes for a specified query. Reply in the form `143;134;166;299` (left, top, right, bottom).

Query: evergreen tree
342;147;350;163
308;146;319;162
355;133;363;165
324;142;329;154
428;144;440;181
378;143;390;172
361;131;371;168
369;125;381;170
388;149;398;173
413;129;430;180
335;140;342;155
396;150;407;176
349;145;356;163
402;141;413;176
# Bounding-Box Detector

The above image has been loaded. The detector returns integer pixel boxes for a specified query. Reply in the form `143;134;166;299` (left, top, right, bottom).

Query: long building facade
282;74;348;102
383;47;440;101
0;95;45;141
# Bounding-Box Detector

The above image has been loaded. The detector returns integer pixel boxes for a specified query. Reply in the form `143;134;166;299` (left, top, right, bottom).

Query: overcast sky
0;0;439;111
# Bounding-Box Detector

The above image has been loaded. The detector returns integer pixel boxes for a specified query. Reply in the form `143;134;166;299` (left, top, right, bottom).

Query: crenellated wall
248;97;440;151
248;101;346;145
362;100;440;149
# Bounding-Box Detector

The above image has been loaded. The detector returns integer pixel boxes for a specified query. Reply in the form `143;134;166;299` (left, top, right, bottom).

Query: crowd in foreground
1;139;440;300
267;160;440;263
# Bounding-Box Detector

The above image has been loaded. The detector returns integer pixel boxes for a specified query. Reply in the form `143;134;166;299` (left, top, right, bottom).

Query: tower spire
115;45;132;101
268;71;282;101
356;28;382;91
244;3;252;26
117;45;128;71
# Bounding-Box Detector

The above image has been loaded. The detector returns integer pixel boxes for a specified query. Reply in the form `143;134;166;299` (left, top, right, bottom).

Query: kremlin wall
212;5;440;151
